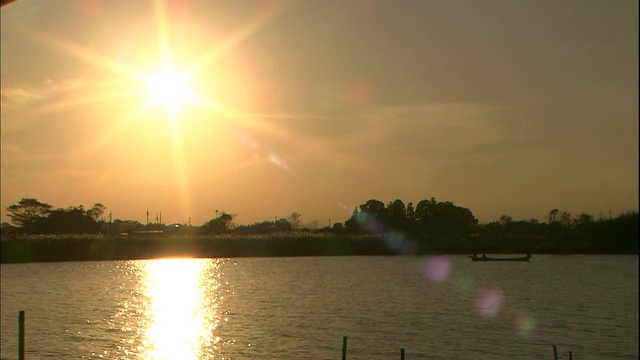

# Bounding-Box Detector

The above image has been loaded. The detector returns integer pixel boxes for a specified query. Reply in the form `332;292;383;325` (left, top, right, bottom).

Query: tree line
1;197;637;254
3;199;106;235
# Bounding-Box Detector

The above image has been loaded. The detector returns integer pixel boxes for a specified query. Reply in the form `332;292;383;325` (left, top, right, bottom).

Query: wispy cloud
0;86;43;105
218;101;529;178
352;101;518;156
1;78;85;106
1;76;137;138
0;142;57;165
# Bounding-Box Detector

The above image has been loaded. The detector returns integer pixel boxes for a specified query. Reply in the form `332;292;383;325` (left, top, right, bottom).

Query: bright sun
145;65;196;115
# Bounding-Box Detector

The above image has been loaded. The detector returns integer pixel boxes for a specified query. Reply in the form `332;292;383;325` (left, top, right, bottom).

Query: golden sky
1;0;638;226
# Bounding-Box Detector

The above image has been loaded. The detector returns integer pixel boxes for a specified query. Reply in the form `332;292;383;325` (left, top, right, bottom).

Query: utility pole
109;211;112;236
146;209;149;228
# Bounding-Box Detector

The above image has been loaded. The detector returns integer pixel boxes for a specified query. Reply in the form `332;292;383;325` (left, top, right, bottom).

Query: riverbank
1;233;637;264
1;234;391;263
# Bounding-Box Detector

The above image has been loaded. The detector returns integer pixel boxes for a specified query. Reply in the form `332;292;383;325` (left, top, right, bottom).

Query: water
1;255;637;359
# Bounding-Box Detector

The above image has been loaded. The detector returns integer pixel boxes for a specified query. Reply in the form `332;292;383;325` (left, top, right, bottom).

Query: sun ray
188;0;290;77
23;24;146;83
5;0;295;222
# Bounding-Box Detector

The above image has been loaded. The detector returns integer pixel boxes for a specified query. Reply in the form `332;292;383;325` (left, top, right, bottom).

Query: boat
468;253;532;262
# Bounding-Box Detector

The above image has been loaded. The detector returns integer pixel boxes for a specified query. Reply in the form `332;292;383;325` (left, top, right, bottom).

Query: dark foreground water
1;255;638;359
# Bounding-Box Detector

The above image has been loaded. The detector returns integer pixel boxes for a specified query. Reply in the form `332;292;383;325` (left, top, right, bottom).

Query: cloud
1;78;76;103
221;100;530;184
0;86;43;105
1;78;80;124
1;77;113;115
0;142;57;166
326;101;527;169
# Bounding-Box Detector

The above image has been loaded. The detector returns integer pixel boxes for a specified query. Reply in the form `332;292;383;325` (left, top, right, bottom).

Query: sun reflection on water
116;258;224;359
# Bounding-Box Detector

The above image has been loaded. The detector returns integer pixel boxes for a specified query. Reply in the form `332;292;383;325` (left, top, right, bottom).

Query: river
1;255;637;359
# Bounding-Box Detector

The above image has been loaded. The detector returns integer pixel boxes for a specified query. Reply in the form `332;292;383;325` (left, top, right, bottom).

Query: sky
1;0;638;227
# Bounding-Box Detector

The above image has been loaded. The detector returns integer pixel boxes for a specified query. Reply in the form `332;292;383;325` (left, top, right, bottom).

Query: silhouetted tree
574;213;594;226
559;211;572;228
36;206;102;234
407;202;416;220
546;209;559;224
349;199;389;234
287;212;302;229
6;198;53;233
206;212;235;234
345;208;359;233
415;198;477;237
387;199;407;229
415;197;438;225
360;199;387;220
274;218;292;232
232;219;292;234
87;203;106;221
499;215;513;226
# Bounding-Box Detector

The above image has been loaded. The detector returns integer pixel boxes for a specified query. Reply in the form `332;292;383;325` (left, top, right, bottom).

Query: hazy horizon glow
1;0;638;226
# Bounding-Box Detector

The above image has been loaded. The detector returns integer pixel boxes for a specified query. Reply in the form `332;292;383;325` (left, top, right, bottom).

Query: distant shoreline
1;234;637;264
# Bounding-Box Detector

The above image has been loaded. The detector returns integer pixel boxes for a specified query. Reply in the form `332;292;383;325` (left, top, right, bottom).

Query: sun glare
142;258;215;359
145;65;196;115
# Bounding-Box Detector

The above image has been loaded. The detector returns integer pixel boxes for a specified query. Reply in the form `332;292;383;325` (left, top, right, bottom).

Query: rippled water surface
1;255;638;359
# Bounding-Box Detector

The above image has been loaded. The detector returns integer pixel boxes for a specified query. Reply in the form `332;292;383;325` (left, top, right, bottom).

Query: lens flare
268;154;289;170
424;256;451;283
514;313;538;337
475;288;503;317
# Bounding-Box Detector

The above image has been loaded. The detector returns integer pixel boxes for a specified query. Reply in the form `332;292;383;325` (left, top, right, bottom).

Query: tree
387;199;407;228
6;198;52;233
87;203;106;221
415;197;438;225
499;215;513;226
574;213;594;226
287;212;302;229
415;198;477;236
345;207;361;233
274;218;293;232
352;199;388;234
207;212;235;234
37;206;102;234
407;202;416;221
546;209;559;224
360;199;386;219
559;211;572;228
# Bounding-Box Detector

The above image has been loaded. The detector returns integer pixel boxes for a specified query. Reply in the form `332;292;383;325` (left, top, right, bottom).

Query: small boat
468;253;532;262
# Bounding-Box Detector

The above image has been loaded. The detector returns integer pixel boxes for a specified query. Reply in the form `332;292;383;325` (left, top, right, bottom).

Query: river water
0;255;637;359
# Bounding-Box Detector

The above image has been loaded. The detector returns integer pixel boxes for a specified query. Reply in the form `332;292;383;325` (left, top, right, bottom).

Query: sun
145;64;196;115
